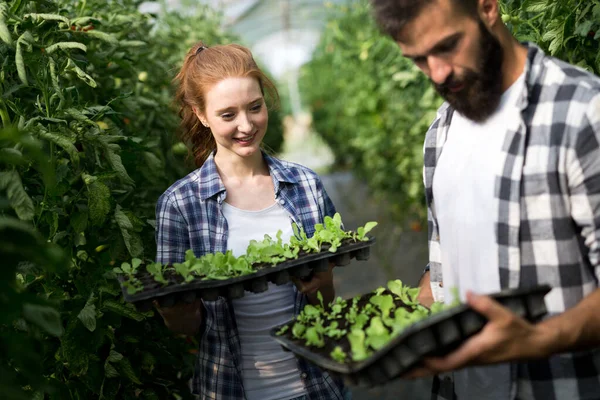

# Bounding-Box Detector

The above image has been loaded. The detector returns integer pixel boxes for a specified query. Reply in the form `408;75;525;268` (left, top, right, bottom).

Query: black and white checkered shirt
425;44;600;399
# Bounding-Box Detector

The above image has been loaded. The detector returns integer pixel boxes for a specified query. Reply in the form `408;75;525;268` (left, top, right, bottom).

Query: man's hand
404;291;552;378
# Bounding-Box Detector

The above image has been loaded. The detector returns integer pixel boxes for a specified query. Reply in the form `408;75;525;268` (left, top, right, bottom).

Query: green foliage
117;213;377;293
280;279;452;363
301;0;599;223
0;0;239;398
501;0;600;74
300;0;442;223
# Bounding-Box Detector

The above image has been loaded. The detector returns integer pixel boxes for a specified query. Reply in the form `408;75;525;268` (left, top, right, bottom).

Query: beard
433;21;504;122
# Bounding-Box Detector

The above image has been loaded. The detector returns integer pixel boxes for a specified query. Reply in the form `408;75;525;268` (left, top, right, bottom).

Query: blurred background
1;0;598;398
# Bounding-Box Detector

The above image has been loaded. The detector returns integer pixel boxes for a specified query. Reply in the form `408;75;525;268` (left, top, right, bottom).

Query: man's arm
417;270;434;307
406;287;600;377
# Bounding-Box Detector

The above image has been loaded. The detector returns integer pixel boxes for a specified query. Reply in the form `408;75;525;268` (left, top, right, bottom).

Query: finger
466;291;512;322
422;333;488;371
300;278;320;294
402;366;435;379
291;277;308;293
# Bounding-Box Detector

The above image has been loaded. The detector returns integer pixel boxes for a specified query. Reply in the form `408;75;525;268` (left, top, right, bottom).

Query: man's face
397;0;504;122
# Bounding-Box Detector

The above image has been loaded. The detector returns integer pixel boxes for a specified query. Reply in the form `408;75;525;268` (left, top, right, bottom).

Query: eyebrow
403;32;464;61
215;97;263;114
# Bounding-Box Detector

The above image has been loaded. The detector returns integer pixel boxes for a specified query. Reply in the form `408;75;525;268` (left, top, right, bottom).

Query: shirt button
279;199;285;205
300;372;307;379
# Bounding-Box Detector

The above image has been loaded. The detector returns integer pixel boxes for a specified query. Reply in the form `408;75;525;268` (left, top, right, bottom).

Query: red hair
173;42;279;166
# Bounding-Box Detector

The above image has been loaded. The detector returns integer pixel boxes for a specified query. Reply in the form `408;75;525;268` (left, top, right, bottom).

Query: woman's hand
293;262;336;305
153;298;204;336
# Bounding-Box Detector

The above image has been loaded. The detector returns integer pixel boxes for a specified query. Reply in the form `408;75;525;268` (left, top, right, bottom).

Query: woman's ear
192;107;209;128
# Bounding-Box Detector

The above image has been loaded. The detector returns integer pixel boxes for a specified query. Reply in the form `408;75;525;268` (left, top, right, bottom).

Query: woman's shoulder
158;168;204;205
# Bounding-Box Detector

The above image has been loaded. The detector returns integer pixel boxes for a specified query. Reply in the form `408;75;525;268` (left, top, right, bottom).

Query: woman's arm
155;193;205;336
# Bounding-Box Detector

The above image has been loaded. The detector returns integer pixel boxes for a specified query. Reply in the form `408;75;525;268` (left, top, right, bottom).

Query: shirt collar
197;151;298;201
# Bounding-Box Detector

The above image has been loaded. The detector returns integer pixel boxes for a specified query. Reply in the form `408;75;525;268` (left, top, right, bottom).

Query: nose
427;56;452;85
237;113;253;133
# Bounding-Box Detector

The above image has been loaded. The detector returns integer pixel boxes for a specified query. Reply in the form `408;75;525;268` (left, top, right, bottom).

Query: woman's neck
213;150;269;180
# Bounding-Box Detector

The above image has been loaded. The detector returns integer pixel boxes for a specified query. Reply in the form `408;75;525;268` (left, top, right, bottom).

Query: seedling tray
270;284;551;387
118;237;375;310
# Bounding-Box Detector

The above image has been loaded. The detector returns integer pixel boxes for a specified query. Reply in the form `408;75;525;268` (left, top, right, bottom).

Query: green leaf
22;303;63;337
107;349;123;363
77;293;97;332
45;42;87;54
104;362;119;379
115;205;143;257
36;128;80;165
86;178;111;226
84;30;119;46
24;13;69;25
105;143;134;185
102;299;147;322
524;0;549;13
0;12;12;46
65;58;97;88
116;357;141;385
0;170;34;220
15;31;34;85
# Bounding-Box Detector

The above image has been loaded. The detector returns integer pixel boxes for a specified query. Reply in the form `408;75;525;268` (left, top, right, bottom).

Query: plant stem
0;99;11;128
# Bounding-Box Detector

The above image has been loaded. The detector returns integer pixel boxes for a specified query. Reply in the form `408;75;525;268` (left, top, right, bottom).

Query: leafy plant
116;213;378;294
501;0;600;74
0;0;237;398
279;279;454;363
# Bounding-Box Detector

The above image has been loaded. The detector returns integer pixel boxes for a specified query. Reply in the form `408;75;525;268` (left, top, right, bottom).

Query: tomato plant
0;0;243;398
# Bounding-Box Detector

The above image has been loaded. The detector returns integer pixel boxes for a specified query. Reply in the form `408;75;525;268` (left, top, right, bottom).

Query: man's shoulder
536;53;600;103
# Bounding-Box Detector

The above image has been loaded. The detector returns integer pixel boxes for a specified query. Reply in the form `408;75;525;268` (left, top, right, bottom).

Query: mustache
433;70;479;93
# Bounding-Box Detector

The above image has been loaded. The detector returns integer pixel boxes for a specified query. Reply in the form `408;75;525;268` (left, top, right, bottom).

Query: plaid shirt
155;152;345;400
425;44;600;399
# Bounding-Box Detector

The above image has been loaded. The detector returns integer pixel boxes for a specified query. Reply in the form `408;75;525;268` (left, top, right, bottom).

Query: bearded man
371;0;600;399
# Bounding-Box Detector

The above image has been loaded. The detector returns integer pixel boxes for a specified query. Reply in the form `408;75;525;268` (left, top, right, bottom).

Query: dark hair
173;42;279;167
370;0;479;40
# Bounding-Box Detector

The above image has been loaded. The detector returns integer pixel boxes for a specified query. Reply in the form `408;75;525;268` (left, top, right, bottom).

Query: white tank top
222;202;306;400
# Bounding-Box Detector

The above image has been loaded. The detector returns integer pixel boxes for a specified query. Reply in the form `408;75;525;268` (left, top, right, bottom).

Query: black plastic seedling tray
270;284;551;387
118;237;375;311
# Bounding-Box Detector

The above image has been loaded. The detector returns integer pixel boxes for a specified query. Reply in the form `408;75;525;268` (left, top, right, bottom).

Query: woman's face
198;76;268;159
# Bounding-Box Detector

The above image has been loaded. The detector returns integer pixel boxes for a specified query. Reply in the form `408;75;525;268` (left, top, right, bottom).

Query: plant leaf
0;170;34;220
115;205;143;257
77;293;97;332
102;299;147;322
45;41;87;54
87;179;111;226
22;303;63;337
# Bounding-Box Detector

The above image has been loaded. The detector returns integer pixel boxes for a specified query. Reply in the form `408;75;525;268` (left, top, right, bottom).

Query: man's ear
478;0;500;29
192;107;209;128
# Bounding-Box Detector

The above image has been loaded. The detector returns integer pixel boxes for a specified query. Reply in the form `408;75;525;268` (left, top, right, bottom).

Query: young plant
354;221;378;241
113;258;143;294
330;346;347;363
146;262;168;285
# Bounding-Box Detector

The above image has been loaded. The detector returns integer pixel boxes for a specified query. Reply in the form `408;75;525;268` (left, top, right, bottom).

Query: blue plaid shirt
155;152;346;400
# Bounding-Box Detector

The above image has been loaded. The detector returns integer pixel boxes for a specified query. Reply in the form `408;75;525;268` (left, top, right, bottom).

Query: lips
448;83;465;93
233;133;256;145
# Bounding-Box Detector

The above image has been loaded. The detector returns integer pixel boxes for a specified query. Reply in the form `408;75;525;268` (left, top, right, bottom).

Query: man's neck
499;32;528;92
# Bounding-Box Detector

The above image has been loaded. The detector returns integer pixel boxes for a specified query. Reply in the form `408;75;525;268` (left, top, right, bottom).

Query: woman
154;42;350;400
